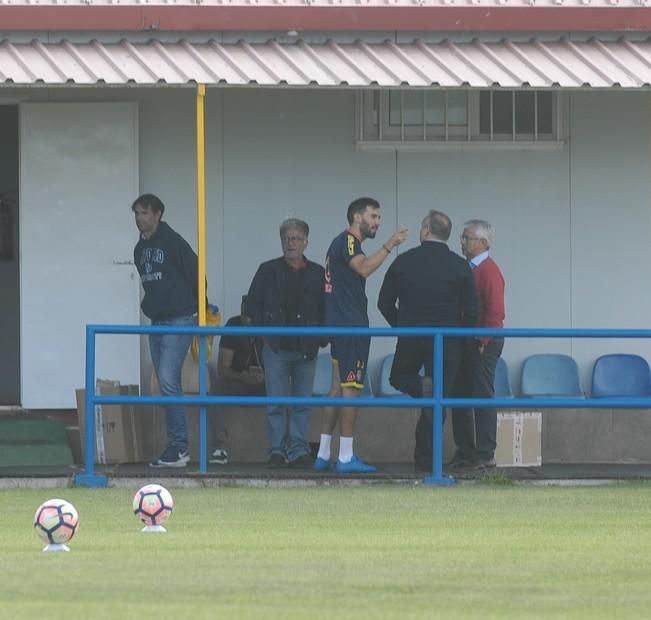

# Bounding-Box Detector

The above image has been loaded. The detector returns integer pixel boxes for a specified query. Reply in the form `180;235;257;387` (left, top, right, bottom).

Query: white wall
14;86;651;402
569;91;651;391
221;89;396;328
396;147;573;383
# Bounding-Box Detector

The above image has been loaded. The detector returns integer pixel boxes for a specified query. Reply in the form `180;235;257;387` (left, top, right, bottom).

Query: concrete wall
569;92;651;385
28;87;650;388
542;91;651;462
5;85;651;461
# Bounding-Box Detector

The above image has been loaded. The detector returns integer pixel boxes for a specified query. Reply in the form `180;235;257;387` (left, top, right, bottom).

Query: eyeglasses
282;236;306;244
460;235;480;242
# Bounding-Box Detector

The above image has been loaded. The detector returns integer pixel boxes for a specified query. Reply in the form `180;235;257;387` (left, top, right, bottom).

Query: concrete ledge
0;475;645;489
3;463;651;489
0;477;71;489
515;479;638;487
109;476;421;488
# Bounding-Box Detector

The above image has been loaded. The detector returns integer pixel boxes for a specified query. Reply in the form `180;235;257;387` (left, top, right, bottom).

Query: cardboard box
76;380;143;464
496;411;542;467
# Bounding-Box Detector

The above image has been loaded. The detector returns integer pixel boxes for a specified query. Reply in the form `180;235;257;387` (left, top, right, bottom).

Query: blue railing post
198;333;208;473
424;331;454;486
84;325;95;478
73;325;108;487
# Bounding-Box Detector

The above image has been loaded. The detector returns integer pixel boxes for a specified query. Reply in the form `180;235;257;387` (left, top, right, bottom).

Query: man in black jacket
133;193;198;468
246;218;325;469
378;210;479;471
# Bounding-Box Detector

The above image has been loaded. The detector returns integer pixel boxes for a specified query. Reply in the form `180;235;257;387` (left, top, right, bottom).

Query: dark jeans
451;338;505;461
389;336;464;467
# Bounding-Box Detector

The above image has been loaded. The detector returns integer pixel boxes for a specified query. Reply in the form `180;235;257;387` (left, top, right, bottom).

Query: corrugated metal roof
1;38;650;88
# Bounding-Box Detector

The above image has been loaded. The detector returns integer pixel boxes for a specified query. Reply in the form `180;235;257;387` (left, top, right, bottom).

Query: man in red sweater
450;219;506;470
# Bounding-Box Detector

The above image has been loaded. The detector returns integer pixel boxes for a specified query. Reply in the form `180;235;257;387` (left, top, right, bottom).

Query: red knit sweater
473;257;505;345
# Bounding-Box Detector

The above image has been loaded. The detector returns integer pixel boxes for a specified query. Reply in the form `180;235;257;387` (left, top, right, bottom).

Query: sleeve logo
324;256;332;293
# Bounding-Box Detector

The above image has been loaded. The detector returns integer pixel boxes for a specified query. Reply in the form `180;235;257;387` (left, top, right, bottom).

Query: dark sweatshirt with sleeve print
134;221;198;321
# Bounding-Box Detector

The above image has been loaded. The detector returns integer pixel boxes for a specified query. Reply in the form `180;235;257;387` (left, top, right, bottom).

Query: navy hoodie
134;221;198;321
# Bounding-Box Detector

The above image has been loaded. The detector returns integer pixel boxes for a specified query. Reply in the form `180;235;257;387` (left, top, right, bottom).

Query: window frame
356;89;566;151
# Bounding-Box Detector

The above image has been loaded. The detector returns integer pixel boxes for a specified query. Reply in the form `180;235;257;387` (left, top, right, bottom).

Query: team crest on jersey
346;371;357;383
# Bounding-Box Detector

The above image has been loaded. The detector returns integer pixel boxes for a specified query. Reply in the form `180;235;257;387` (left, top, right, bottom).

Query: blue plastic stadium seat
361;376;374;397
520;353;584;398
313;353;333;396
313;352;373;397
377;354;402;397
494;357;513;398
591;354;651;398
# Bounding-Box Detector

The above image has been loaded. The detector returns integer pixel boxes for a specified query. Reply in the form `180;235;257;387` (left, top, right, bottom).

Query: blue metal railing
74;325;651;487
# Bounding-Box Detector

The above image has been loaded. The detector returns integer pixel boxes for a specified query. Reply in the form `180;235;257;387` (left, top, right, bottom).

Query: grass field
2;483;651;619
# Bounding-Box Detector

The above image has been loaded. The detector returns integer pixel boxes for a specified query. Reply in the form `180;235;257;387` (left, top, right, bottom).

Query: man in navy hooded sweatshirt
133;193;198;468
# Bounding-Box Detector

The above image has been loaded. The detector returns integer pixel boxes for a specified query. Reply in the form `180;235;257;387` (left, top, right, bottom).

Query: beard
360;221;377;239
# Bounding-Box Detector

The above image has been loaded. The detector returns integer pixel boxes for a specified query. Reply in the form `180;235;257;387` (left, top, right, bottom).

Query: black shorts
331;336;371;389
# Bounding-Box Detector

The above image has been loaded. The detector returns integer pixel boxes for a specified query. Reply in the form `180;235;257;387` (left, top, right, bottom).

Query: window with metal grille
356;90;561;148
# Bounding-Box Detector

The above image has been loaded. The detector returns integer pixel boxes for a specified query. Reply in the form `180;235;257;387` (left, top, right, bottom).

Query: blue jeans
262;345;317;461
149;315;195;451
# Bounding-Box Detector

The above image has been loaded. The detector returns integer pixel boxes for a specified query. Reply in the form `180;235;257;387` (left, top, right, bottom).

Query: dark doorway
0;105;20;404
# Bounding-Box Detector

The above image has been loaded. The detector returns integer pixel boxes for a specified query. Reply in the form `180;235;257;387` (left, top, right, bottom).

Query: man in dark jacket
378;210;479;471
133;193;198;468
246;218;325;469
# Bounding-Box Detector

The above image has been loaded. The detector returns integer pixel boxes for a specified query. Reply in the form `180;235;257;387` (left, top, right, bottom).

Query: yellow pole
196;83;209;473
196;83;207;327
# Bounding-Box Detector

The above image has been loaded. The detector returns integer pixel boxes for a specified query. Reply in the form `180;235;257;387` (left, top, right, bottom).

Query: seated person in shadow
209;295;265;465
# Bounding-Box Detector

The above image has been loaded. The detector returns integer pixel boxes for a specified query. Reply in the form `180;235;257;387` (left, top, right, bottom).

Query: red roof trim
1;7;651;33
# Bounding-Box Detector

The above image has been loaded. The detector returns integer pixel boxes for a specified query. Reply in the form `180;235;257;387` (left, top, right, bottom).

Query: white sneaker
209;448;228;465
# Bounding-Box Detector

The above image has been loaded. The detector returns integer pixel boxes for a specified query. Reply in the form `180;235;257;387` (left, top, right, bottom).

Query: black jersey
219;316;263;373
324;230;368;326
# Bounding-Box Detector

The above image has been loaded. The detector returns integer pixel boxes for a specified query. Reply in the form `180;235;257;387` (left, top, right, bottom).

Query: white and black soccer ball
34;498;79;545
133;484;174;527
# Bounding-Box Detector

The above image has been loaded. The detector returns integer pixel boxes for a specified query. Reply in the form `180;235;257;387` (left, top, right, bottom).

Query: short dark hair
131;193;165;216
347;197;380;224
423;210;452;241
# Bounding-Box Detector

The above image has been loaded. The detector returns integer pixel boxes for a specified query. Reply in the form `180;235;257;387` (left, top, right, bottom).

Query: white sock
317;434;332;461
338;436;354;463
